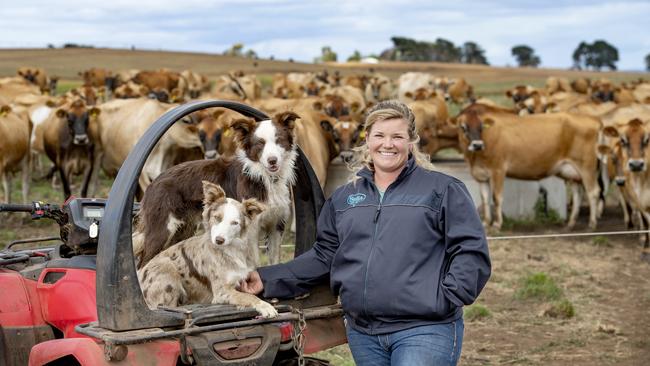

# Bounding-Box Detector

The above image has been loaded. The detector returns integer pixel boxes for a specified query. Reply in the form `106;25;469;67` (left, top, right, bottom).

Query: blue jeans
345;319;464;366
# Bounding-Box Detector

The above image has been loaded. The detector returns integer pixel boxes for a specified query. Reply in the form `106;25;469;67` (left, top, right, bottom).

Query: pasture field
1;48;649;365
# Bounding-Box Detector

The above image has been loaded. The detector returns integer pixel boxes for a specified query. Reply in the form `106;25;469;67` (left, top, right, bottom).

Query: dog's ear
273;111;299;130
242;199;265;220
202;180;226;206
230;118;256;141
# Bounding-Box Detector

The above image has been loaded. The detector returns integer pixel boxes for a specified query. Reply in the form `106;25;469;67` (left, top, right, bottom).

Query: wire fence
274;229;648;247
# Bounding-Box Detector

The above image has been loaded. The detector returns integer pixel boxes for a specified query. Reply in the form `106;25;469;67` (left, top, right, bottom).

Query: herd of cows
1;66;650;254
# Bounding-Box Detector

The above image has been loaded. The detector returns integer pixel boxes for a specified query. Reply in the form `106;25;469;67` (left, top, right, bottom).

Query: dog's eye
231;220;239;226
216;215;223;221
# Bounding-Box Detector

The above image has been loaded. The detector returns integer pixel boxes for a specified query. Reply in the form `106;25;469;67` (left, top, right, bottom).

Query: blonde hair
347;100;434;175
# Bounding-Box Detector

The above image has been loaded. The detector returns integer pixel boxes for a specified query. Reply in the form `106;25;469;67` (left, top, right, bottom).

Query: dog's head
201;181;265;246
231;111;299;177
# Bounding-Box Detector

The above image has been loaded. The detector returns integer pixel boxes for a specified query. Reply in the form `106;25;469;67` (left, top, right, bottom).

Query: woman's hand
239;270;264;295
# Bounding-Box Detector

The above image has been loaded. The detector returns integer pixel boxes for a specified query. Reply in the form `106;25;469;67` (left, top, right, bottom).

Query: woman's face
367;118;411;175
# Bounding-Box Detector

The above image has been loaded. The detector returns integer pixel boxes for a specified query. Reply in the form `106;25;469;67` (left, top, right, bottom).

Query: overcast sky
1;0;648;71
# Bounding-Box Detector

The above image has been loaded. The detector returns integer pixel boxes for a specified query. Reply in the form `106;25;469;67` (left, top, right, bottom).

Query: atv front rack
75;304;343;345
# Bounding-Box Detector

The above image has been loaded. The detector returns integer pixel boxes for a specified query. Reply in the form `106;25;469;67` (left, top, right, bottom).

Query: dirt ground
463;234;650;365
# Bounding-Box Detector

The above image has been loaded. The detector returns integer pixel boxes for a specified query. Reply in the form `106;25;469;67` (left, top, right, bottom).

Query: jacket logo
347;193;366;207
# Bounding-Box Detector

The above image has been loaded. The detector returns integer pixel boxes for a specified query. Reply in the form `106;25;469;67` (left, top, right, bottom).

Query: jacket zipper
362;185;386;333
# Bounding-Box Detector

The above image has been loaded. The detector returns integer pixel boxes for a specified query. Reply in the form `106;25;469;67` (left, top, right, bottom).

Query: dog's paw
255;301;278;318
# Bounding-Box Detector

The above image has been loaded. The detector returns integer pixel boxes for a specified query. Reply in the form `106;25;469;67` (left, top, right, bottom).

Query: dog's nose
213;236;225;245
267;157;278;166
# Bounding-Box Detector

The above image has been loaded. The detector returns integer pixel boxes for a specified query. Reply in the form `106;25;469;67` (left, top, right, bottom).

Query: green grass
257;73;274;90
592;235;611;247
464;303;492;322
500;195;564;231
312;345;354;366
544;299;576;319
56;80;82;94
515;272;563;301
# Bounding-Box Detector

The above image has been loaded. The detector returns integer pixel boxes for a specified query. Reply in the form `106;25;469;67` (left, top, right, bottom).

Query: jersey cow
42;99;96;199
0;105;31;203
602;119;650;259
455;103;602;230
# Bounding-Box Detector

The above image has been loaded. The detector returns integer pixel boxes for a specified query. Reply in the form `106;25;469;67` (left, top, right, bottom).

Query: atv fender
29;338;180;366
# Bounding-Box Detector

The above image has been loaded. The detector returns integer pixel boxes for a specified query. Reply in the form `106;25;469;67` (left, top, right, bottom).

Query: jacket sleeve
257;197;339;299
439;181;491;306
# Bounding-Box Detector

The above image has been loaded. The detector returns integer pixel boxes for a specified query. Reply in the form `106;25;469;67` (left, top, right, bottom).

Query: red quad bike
0;100;346;366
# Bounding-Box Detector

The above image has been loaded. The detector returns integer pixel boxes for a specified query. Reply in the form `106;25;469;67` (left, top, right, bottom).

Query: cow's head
196;109;230;159
300;81;326;97
321;119;364;163
105;75;119;92
147;87;170;103
599;142;627;186
506;85;534;104
455;107;494;152
367;76;389;101
591;80;614;103
56;99;98;146
603;119;649;173
48;76;59;96
516;91;550;115
18;68;38;84
405;88;436;101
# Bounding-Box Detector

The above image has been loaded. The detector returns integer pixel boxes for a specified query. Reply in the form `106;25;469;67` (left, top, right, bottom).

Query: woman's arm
440;181;492;306
252;198;340;299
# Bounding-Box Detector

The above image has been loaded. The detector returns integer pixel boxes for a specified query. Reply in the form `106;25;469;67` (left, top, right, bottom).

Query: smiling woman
240;99;491;366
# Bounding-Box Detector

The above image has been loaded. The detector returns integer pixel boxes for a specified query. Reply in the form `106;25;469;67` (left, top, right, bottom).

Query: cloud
0;0;647;70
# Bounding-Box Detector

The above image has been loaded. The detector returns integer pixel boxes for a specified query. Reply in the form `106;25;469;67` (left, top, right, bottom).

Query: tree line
220;37;649;71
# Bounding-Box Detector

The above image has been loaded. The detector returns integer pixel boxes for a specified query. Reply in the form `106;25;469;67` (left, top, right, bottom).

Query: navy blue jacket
258;157;491;335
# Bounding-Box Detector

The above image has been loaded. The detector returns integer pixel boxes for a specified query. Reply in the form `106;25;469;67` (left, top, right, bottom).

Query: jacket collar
357;154;418;185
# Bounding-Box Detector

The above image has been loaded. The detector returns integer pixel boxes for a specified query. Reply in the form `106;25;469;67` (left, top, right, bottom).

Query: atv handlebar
0;203;36;212
0;201;62;218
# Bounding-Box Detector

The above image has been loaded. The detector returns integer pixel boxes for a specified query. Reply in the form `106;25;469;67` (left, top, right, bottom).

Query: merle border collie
138;181;277;318
133;111;299;268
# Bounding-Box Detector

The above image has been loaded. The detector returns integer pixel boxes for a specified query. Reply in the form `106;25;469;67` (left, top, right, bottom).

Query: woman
240;100;491;365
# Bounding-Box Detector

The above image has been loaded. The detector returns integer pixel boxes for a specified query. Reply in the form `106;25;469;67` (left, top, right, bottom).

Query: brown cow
90;98;202;194
446;78;474;104
364;73;394;104
598;141;636;229
505;85;538;105
602;119;650;259
17;67;56;95
132;69;183;102
195;108;241;159
407;93;457;157
42;99;97;198
571;78;591;94
180;70;208;99
0;105;31;203
455;103;602;230
292;108;339;188
545;76;571;94
79;68;111;88
210;71;261;101
113;81;148;99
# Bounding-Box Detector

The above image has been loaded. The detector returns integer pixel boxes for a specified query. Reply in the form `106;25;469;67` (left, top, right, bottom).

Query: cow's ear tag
223;128;233;137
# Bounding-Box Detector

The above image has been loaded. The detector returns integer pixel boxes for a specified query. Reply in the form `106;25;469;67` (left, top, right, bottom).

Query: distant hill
0;48;645;85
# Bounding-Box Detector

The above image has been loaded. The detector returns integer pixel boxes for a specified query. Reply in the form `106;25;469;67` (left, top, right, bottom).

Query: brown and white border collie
133;111;299;268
